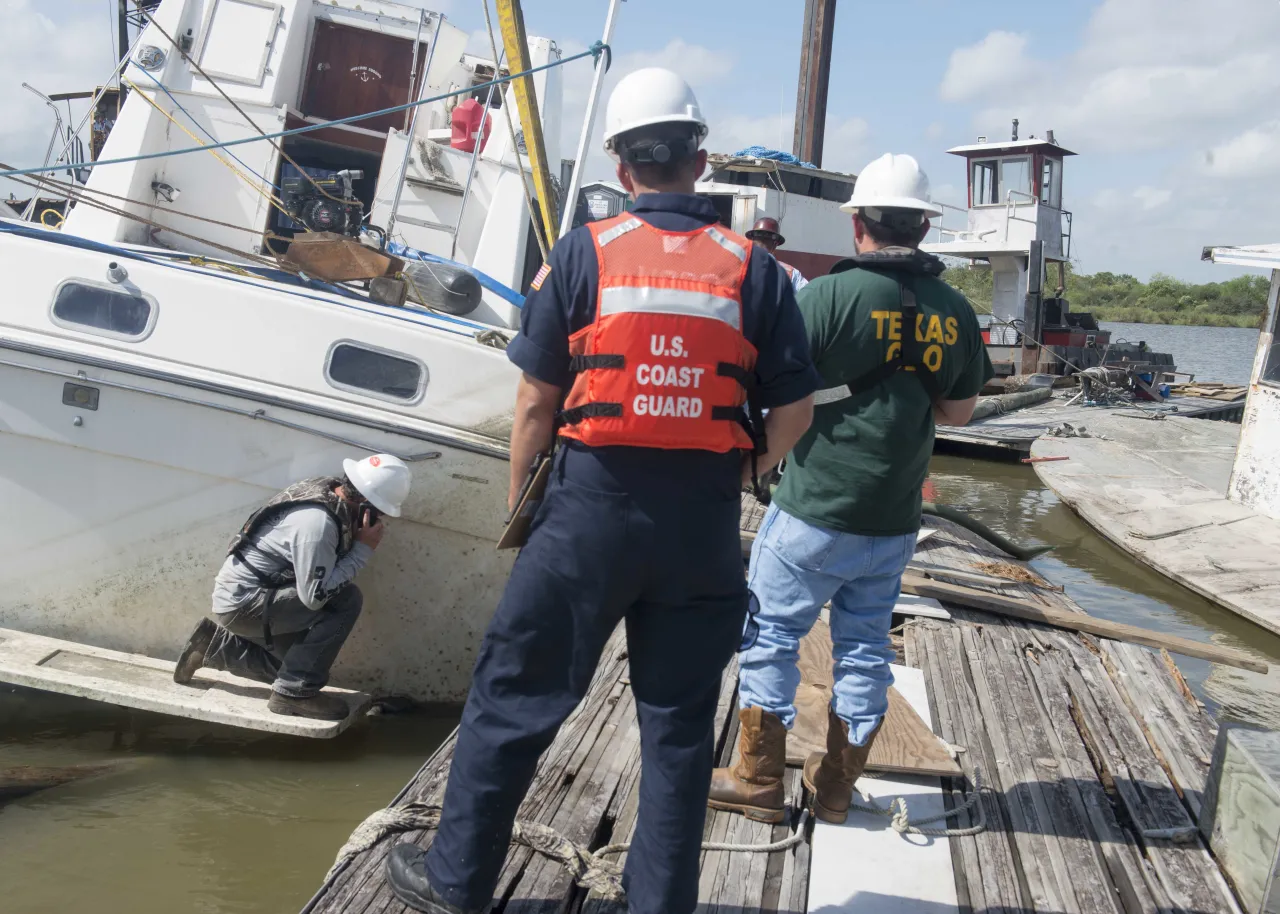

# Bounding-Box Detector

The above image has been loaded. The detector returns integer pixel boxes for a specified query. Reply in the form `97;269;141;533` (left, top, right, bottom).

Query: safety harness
226;476;356;649
814;247;947;407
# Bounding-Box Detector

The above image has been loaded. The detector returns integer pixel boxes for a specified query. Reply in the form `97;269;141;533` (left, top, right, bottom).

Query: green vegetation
942;264;1270;328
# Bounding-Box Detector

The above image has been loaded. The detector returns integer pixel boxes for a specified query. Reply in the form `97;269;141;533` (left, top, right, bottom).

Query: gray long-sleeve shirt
212;504;374;613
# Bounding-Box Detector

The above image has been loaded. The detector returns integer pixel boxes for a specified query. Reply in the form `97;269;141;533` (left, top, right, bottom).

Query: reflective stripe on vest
559;214;759;453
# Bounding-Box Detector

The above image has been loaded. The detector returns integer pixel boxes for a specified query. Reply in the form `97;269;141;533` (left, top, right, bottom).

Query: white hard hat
603;67;709;160
342;454;411;518
841;153;943;218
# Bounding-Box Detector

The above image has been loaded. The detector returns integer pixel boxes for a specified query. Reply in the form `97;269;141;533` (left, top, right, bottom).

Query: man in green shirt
708;153;993;824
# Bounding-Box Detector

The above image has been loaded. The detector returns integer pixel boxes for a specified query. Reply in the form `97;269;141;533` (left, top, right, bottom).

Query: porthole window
50;280;157;340
325;341;426;403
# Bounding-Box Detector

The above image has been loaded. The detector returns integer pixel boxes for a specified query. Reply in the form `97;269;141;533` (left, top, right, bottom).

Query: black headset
619;133;697;165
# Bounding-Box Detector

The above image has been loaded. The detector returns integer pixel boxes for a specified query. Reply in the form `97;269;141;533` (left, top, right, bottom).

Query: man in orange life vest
746;216;808;294
385;68;818;914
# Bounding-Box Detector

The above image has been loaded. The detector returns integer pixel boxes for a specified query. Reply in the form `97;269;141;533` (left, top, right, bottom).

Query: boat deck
301;499;1246;913
935;391;1245;457
1032;412;1280;637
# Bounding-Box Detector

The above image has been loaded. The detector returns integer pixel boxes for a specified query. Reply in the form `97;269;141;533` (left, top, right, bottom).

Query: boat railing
1003;189;1038;240
933;201;997;244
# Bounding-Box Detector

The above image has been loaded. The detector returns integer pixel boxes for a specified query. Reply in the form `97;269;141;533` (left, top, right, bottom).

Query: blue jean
739;504;916;746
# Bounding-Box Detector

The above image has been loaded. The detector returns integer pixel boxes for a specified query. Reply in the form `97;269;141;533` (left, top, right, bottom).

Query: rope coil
327;771;986;902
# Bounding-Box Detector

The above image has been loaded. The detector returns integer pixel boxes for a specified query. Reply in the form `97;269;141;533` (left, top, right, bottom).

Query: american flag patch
530;262;551;291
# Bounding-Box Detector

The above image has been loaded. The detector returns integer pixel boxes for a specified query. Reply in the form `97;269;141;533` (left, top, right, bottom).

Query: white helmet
342;454;411;518
603;67;709;160
841;153;943;218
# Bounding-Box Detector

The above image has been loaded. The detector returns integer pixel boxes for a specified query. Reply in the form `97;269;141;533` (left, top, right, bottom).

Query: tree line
942;263;1270;328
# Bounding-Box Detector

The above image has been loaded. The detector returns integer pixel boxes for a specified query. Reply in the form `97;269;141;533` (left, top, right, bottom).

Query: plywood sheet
0;627;368;738
807;664;960;914
789;619;961;776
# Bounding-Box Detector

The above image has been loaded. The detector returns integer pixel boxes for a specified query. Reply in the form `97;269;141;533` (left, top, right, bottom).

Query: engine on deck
278;165;365;236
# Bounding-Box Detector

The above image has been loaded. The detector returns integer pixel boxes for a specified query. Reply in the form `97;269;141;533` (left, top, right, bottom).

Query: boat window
1040;157;1062;208
1000;157;1032;201
325;341;426;403
972;159;998;205
50;280;156;340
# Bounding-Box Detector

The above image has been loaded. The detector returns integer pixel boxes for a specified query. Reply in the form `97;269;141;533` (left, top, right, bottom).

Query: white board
807;664;959;914
0;627;369;738
893;593;951;621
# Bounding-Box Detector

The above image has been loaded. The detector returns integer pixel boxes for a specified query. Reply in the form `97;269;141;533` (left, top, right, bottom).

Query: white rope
849;767;988;838
327;803;812;902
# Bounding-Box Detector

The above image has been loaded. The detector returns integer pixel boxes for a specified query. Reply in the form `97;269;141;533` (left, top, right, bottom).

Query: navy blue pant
425;456;748;914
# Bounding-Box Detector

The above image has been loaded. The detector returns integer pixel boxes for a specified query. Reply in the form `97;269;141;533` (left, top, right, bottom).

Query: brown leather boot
802;707;883;824
707;707;787;823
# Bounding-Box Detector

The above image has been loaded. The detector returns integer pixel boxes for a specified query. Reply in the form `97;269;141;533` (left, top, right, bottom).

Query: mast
792;0;837;167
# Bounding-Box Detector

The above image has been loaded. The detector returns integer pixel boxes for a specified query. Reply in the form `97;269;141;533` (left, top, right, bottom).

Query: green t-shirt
773;265;994;536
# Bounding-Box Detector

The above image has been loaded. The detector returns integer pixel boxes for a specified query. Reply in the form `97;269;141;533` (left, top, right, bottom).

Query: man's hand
508;373;562;512
356;515;386;549
741;396;815;489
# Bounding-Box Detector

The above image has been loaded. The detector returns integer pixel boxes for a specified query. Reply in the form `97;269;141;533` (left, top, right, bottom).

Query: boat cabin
697;152;857;277
63;0;560;328
924;125;1175;380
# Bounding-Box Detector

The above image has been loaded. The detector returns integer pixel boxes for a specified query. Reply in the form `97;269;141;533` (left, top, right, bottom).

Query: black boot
173;618;217;685
267;692;350;721
385;844;483;914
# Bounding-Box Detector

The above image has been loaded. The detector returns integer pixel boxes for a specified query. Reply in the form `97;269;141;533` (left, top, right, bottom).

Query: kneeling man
173;454;410;720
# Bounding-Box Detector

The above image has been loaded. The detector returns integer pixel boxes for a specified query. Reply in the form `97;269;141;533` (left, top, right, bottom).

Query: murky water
0;691;459;914
1;325;1271;912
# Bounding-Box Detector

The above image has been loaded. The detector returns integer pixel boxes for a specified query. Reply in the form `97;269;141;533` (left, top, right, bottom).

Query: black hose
922;502;1054;560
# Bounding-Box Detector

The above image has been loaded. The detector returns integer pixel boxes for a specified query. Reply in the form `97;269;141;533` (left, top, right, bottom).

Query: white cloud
925;122;945;141
1132;186;1172;210
938;0;1280;153
1201;121;1280;179
939;31;1039;103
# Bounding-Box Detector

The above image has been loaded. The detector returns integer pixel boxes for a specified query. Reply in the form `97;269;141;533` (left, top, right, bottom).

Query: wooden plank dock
1032;413;1280;637
935;391;1245;457
301;497;1251;914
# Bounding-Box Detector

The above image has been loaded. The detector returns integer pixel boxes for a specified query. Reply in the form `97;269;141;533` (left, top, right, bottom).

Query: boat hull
0;348;514;703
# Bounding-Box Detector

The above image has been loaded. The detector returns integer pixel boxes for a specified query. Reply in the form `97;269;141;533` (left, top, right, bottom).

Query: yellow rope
39;208;64;228
121;78;296;225
186;255;255;277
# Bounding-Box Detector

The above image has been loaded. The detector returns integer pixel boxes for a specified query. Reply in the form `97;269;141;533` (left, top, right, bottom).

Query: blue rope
0;42;608;181
134;69;281;191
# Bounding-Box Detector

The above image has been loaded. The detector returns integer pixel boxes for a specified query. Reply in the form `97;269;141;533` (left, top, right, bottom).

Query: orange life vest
558;214;759;453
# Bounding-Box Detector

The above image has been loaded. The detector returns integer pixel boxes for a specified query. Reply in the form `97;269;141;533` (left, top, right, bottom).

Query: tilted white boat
0;0;584;702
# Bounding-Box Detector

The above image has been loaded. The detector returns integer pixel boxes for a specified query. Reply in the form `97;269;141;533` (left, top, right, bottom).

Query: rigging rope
131;1;353;209
0;44;608;181
122;77;297;231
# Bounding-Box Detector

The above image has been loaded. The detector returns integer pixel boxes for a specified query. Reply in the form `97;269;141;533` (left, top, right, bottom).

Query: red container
451;99;492;153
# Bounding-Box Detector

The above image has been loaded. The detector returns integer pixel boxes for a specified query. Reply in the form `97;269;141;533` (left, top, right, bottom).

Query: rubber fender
921;501;1054;560
402;261;483;316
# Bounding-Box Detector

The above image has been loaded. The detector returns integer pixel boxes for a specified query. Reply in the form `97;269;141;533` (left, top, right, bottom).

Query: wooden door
302;21;417;136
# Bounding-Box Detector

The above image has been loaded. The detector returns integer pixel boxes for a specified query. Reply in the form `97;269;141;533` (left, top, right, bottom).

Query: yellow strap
494;0;559;249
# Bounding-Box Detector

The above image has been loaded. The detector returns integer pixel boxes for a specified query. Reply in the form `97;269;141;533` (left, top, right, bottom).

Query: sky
3;0;1277;282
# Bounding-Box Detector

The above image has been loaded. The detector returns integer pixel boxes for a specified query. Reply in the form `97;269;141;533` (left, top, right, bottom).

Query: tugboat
922;123;1177;384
